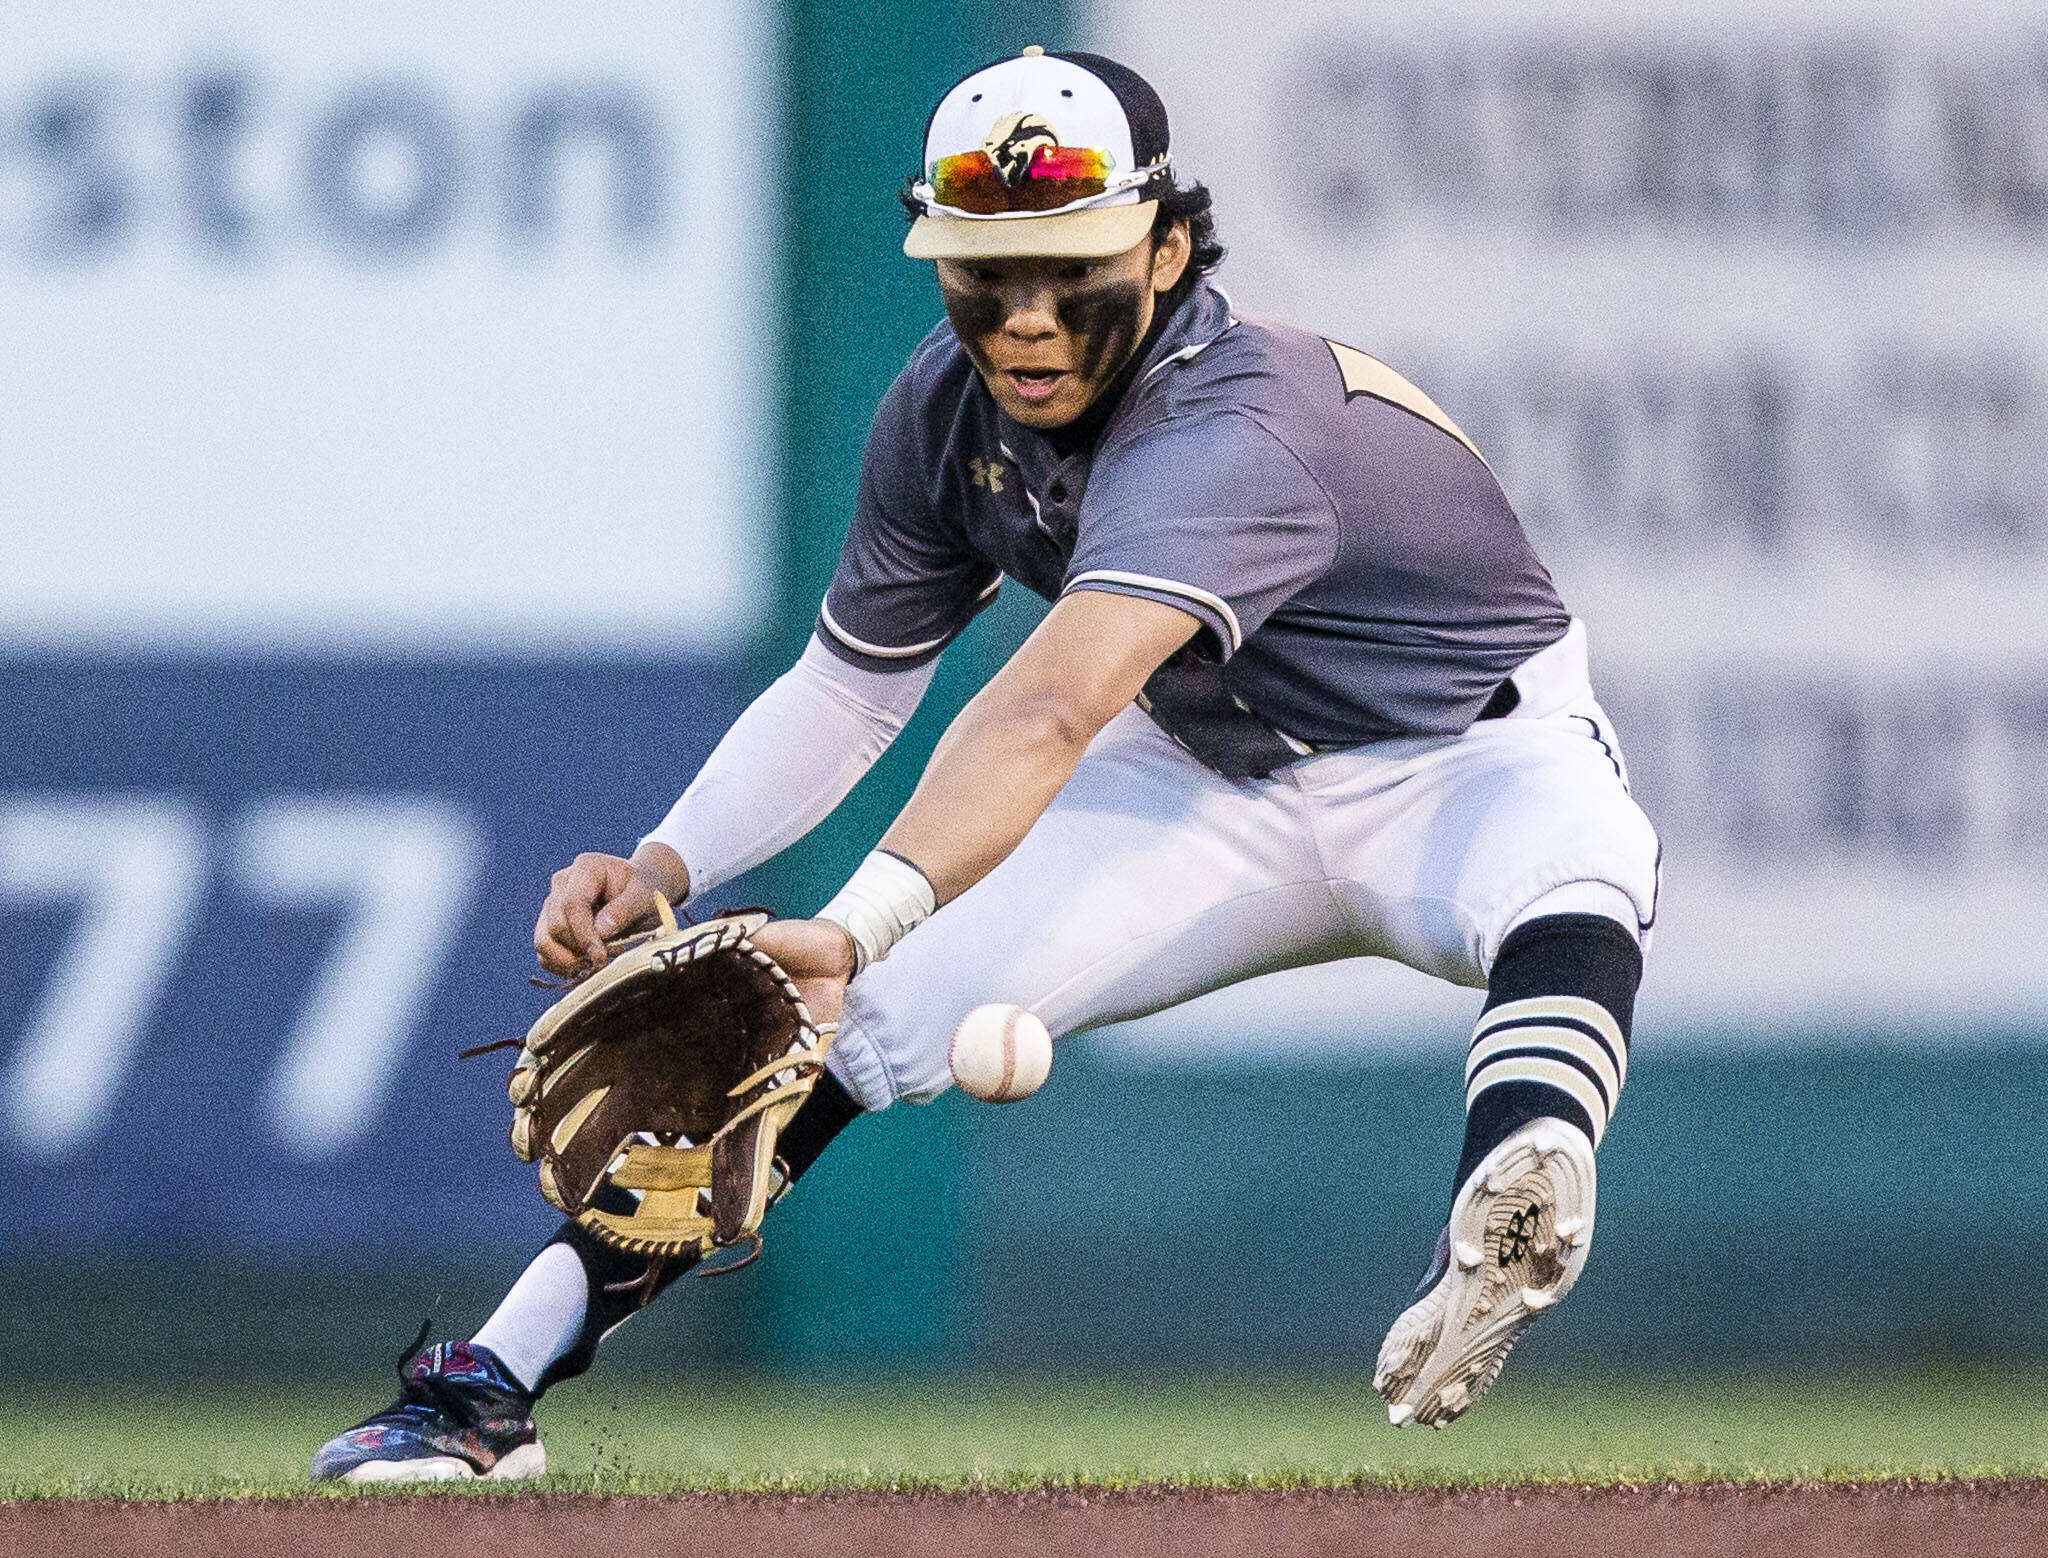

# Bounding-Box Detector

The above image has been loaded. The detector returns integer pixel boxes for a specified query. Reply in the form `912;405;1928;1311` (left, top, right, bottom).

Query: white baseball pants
828;621;1660;1112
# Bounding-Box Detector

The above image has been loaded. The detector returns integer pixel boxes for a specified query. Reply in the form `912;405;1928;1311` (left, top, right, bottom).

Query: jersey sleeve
816;360;1002;672
1061;411;1337;660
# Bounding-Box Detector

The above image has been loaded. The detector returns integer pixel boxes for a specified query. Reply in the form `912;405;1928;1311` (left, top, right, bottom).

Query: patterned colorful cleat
1374;1118;1596;1429
310;1331;546;1483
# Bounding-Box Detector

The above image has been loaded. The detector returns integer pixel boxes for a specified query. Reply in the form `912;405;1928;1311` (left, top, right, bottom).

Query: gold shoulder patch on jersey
1324;340;1492;471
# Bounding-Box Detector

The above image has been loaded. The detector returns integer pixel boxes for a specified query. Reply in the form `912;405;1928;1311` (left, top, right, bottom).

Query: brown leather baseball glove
504;898;832;1285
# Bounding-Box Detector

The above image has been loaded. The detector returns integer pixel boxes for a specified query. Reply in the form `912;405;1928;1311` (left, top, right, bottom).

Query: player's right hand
533;846;685;976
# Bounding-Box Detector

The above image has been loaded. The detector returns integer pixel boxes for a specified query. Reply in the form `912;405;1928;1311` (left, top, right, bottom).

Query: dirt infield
10;1482;2048;1558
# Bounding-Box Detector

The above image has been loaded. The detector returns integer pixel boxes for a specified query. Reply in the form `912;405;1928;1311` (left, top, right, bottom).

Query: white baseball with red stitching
947;1004;1052;1103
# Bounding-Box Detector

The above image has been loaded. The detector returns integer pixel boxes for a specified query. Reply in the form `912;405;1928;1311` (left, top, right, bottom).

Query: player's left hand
749;918;857;1027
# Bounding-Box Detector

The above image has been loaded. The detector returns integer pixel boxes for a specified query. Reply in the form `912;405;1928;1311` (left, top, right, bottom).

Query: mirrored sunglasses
924;144;1126;215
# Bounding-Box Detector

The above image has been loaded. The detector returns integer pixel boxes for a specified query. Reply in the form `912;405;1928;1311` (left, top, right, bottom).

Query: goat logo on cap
981;112;1060;186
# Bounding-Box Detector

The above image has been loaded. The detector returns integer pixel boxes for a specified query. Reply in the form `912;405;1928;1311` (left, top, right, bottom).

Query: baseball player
312;48;1658;1482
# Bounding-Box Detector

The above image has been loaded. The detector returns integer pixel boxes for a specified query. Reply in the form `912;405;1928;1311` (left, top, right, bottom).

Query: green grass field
6;1369;2047;1499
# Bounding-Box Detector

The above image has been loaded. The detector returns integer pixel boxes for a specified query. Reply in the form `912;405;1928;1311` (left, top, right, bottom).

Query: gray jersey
818;283;1569;778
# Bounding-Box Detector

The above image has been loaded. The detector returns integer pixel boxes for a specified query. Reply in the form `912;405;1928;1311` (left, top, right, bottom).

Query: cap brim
904;200;1157;260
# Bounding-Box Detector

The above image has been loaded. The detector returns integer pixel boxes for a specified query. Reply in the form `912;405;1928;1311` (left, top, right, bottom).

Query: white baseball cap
904;48;1173;260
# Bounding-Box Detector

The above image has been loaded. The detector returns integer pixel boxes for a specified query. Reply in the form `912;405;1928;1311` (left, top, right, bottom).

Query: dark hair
1152;175;1223;275
895;171;1226;288
1150;174;1224;315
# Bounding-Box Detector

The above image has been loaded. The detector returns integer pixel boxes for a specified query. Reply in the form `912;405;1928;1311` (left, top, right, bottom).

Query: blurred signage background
1097;0;2048;1054
1;0;777;652
0;0;777;1250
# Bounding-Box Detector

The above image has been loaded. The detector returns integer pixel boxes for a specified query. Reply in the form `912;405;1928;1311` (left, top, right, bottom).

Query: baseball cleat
1374;1117;1595;1429
310;1333;545;1484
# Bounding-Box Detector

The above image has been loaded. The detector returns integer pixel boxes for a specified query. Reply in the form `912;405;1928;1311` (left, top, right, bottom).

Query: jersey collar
1136;280;1237;384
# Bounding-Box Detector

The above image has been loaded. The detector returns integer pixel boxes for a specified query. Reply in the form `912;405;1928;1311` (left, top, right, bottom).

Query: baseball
947;1004;1053;1103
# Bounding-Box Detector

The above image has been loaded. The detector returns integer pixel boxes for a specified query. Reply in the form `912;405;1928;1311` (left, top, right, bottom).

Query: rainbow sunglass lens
929;145;1119;214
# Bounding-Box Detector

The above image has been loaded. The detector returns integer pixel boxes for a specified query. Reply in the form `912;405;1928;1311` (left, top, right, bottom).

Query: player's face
935;223;1192;429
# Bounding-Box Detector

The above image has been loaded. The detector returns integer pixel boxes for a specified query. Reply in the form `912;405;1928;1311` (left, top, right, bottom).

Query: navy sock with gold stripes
1452;913;1642;1198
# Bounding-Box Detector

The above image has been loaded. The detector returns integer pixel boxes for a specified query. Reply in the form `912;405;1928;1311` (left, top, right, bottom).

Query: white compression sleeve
640;636;934;903
469;1242;588;1393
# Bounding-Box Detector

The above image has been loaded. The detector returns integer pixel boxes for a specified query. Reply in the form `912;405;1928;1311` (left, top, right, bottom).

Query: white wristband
817;851;936;977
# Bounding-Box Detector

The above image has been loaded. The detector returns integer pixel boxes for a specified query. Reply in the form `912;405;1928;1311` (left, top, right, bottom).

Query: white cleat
1373;1118;1596;1429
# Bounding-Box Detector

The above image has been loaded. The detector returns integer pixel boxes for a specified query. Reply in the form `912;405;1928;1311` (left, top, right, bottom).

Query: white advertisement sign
1093;0;2048;1047
0;0;777;654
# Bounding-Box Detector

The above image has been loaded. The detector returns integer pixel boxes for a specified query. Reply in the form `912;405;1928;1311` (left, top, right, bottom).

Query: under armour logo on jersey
982;112;1059;185
969;457;1006;493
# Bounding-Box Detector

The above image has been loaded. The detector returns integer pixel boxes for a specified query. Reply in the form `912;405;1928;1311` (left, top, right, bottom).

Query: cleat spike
1374;1121;1595;1435
1387;1402;1414;1427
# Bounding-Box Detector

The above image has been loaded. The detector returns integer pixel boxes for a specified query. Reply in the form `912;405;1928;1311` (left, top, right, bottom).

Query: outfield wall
7;1043;2043;1380
2;0;2044;1376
